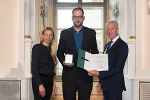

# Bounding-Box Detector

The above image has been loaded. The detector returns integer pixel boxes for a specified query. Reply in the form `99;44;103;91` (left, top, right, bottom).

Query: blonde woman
31;27;57;100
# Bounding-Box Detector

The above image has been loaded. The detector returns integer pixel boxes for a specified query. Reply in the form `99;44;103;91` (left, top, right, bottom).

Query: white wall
0;0;19;68
136;0;150;76
0;0;25;78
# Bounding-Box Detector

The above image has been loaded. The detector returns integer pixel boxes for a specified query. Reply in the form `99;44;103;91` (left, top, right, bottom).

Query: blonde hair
40;27;57;66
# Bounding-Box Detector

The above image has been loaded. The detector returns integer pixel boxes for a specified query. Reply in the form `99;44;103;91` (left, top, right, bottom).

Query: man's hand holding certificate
77;49;108;71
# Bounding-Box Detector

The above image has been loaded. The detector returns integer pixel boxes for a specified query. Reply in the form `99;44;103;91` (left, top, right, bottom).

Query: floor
50;82;104;100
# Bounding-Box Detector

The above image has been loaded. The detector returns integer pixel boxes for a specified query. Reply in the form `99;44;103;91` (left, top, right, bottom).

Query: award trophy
65;54;73;66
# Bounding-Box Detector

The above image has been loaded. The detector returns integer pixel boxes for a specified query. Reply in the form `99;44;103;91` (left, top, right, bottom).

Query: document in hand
77;49;108;71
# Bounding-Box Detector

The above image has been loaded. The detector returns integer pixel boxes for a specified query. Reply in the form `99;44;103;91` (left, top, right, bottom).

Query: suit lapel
109;38;121;52
81;26;86;49
70;27;78;54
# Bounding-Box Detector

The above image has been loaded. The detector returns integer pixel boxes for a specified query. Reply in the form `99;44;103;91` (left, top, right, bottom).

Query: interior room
0;0;150;100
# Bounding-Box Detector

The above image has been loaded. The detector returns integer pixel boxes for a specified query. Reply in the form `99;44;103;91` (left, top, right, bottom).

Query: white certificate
84;53;108;71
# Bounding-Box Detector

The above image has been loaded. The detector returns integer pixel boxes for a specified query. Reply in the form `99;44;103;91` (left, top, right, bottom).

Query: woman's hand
96;83;101;93
39;84;46;97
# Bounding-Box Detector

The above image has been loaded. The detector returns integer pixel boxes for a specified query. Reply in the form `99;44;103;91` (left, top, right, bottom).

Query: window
57;0;78;3
54;0;107;75
82;0;104;2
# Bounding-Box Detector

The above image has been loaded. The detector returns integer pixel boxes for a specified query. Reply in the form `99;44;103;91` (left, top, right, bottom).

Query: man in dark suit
57;7;99;100
88;21;128;100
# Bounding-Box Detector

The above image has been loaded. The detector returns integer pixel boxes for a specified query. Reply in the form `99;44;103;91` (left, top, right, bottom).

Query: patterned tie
106;41;113;53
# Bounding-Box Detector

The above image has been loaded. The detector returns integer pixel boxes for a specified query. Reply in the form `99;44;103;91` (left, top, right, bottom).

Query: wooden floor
51;94;104;100
50;82;104;100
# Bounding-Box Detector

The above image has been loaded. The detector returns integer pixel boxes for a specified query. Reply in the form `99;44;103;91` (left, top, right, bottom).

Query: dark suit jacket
57;26;99;84
99;37;128;92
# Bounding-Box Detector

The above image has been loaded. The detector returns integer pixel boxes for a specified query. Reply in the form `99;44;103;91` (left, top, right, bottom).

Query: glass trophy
65;54;73;65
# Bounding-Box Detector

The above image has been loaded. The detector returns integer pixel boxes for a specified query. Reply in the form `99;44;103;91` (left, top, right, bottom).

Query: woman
31;27;57;100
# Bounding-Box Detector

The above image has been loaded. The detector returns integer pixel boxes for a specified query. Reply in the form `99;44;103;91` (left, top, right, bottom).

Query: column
24;0;35;78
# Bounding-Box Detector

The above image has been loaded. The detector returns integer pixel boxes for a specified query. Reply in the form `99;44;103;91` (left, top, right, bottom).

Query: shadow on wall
0;62;24;78
5;62;25;78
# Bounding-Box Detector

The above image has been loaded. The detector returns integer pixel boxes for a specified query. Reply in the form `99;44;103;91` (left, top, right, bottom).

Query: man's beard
74;22;83;27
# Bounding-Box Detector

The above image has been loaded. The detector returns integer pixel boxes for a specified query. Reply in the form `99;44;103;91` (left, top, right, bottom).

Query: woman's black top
31;43;55;86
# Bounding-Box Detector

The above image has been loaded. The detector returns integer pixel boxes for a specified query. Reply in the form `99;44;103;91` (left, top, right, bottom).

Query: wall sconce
112;1;119;20
40;0;48;29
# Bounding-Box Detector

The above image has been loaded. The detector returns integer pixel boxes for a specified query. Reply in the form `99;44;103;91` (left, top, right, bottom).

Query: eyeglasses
72;16;83;19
